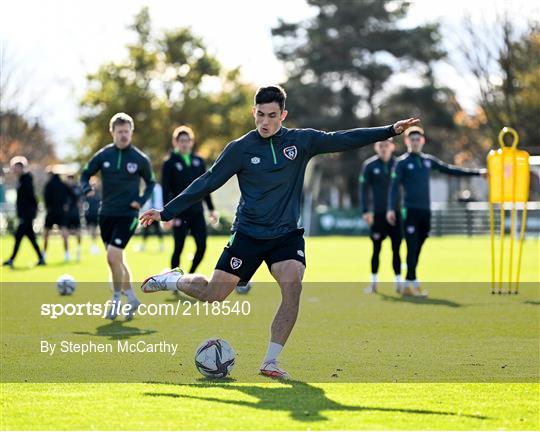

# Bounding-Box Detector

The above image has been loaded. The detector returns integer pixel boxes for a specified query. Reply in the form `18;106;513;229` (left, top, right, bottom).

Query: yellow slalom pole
515;205;528;294
508;149;517;294
489;202;496;294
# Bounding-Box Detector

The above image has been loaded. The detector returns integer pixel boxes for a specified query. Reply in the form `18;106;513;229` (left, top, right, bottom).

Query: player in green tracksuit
80;113;155;320
139;85;420;379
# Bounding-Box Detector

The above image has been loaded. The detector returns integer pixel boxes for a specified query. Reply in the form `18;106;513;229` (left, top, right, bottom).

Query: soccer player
3;156;45;267
80;113;155;320
140;86;420;379
360;138;402;294
387;126;486;297
43;170;70;261
161;126;218;272
65;174;83;262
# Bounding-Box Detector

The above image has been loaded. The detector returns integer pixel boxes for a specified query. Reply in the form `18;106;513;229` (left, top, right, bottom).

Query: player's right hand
140;209;162;227
85;188;96;197
363;212;374;226
386;210;396;226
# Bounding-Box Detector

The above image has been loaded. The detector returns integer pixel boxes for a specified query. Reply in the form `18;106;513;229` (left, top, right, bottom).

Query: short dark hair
109;112;134;131
254;85;287;111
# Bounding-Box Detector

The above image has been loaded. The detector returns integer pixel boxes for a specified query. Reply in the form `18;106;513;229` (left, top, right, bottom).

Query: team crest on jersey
175;162;183;172
230;257;243;270
251;157;260;165
373;168;380;175
103;161;110;168
283;146;297;160
126;162;138;174
424;160;432;168
406;225;415;234
372;232;381;240
407;163;414;170
192;159;201;167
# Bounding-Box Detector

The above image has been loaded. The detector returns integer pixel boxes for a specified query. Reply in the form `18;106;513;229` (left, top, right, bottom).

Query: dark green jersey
80;143;155;217
161;125;396;239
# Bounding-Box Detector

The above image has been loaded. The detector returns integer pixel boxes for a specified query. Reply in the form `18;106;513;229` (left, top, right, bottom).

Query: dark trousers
370;213;402;275
403;208;431;280
10;219;42;260
171;212;207;273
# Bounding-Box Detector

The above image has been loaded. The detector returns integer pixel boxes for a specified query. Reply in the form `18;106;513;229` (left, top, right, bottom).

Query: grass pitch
1;234;539;430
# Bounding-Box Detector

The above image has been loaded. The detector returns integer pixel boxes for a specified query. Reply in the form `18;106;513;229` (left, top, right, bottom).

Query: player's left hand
393;118;421;135
208;210;220;225
140;209;162;227
130;201;141;210
479;168;488;177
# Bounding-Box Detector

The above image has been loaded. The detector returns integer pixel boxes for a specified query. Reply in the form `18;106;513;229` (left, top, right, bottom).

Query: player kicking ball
140;85;420;379
387;126;486;297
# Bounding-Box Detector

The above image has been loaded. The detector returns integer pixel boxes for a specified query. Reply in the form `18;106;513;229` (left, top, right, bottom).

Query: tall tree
459;16;540;152
272;0;445;207
272;0;444;128
79;7;255;172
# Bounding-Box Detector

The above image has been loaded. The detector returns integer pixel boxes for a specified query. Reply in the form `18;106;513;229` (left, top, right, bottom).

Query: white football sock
123;288;138;302
395;275;402;283
371;273;378;284
263;342;283;364
112;291;122;302
413;279;420;289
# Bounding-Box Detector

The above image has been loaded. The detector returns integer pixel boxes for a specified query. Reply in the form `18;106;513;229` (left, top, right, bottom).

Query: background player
387;126;486;296
80;112;155;320
161;126;218;272
360;138;402;294
3;157;45;268
42;169;70;261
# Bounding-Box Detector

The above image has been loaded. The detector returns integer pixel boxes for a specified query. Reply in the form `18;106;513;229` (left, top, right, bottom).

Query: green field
1;234;539;430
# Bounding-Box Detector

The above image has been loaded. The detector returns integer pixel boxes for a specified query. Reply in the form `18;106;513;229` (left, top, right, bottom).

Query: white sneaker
260;360;290;380
141;268;184;293
105;300;121;320
364;283;377;294
124;299;141;321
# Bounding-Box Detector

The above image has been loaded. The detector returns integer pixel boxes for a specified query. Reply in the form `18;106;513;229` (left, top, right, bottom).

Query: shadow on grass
378;293;461;308
73;320;157;340
143;380;487;423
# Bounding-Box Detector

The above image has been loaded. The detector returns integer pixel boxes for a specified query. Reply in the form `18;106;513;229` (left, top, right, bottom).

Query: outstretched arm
429;156;485;177
307;118;420;156
140;141;242;226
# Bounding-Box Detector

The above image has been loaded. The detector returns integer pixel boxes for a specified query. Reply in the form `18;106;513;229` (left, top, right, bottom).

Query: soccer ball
56;274;76;296
194;338;236;378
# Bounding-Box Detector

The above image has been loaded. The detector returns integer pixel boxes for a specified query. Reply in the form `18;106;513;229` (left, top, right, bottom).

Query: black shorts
215;229;306;281
44;212;65;229
65;213;81;230
99;215;139;249
370;212;401;241
403;208;431;238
